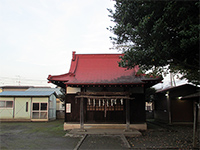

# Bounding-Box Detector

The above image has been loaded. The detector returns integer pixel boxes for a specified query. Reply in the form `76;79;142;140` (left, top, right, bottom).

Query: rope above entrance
75;92;135;100
75;95;134;99
75;92;133;131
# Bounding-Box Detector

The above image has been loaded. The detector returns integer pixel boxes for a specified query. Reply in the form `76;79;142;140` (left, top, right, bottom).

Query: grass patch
0;120;80;150
0;120;66;136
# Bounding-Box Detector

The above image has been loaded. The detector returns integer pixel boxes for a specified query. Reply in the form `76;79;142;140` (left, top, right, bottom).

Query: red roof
48;52;161;86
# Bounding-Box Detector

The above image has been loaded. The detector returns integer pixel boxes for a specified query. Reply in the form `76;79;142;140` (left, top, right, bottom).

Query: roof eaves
66;82;145;86
0;91;57;97
181;92;200;99
156;84;196;93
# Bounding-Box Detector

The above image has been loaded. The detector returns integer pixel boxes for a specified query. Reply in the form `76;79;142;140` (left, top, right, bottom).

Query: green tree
108;0;199;85
145;88;156;102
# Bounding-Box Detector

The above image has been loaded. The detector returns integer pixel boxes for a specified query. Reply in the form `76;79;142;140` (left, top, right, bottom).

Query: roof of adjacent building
0;91;56;97
26;88;62;95
0;86;34;89
0;86;52;89
156;84;198;93
181;90;200;99
48;52;162;87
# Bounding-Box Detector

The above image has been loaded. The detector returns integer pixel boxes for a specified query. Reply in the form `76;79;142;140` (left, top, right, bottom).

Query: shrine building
47;51;162;130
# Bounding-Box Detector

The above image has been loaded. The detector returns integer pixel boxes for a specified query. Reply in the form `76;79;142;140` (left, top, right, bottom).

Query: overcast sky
0;0;186;88
0;0;120;87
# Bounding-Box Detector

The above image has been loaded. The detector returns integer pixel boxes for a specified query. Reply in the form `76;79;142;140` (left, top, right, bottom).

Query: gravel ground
127;121;200;149
0;120;199;149
79;135;126;149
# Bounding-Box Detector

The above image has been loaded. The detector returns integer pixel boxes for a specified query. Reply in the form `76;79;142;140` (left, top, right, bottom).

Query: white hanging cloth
111;99;113;106
88;98;91;105
120;98;123;105
99;99;101;107
103;99;105;106
114;99;117;105
107;99;109;107
93;99;95;106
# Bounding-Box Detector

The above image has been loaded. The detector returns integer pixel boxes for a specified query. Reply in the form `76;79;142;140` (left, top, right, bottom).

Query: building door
14;98;31;119
86;99;124;123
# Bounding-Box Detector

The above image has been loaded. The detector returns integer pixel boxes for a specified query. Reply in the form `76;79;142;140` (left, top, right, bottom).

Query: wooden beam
77;92;130;96
75;95;134;100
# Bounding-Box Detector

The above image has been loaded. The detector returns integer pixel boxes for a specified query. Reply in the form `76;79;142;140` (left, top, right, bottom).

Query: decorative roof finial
72;51;76;61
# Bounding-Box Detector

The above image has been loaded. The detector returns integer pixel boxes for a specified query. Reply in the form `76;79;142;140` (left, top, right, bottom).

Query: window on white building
32;103;47;119
0;101;13;108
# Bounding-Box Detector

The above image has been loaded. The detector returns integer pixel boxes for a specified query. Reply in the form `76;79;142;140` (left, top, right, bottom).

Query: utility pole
16;75;21;86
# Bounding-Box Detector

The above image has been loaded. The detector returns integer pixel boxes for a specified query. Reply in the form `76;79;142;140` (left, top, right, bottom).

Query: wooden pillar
193;101;199;148
166;92;172;125
64;85;68;122
80;87;86;131
79;97;86;132
125;99;131;131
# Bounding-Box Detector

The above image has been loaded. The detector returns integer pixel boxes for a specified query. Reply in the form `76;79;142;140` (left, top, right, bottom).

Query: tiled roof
0;91;55;97
48;52;162;85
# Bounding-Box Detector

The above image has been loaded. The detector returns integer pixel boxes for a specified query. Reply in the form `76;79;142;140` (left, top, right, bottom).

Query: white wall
0;97;14;119
67;87;81;94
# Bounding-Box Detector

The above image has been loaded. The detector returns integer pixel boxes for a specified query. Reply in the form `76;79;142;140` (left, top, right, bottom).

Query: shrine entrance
76;92;134;130
86;98;125;123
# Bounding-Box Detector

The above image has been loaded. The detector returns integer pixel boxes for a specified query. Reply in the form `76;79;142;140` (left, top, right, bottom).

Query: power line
0;76;47;82
0;76;51;86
